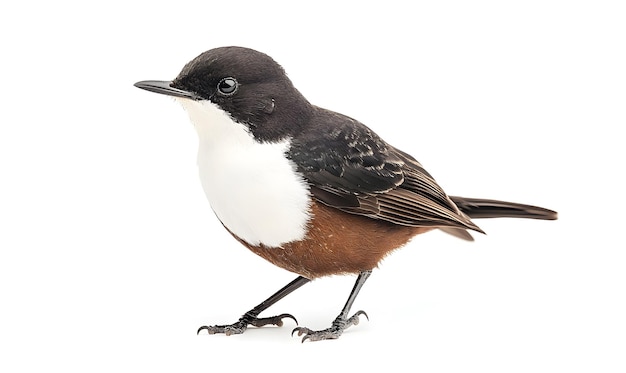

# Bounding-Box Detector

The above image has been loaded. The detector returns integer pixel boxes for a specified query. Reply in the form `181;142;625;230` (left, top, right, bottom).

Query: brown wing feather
290;108;483;233
307;147;483;233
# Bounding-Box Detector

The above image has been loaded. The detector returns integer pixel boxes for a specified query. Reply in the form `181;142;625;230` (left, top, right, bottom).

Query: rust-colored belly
235;201;431;278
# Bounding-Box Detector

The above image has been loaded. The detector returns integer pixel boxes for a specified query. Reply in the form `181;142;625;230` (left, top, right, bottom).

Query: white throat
177;99;311;248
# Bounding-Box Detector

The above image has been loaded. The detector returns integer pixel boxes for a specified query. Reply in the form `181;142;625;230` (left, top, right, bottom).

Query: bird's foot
292;310;368;342
197;312;297;336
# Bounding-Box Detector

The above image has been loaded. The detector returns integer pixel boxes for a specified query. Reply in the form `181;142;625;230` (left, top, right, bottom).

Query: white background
1;1;624;372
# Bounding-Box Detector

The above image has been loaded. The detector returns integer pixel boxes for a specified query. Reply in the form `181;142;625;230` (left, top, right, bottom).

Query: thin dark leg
197;276;310;336
293;270;372;342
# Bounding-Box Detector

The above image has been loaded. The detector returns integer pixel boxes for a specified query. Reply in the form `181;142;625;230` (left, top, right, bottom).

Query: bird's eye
217;77;238;96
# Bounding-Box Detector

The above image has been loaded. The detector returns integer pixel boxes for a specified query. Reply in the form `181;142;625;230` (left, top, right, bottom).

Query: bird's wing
287;109;482;232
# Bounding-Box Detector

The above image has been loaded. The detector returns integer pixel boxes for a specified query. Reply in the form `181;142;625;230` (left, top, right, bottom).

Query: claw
283;313;299;326
293;310;369;342
355;310;369;321
260;313;298;326
250;313;298;328
291;327;315;343
197;325;220;335
197;323;246;336
291;326;309;337
198;312;298;336
346;310;368;326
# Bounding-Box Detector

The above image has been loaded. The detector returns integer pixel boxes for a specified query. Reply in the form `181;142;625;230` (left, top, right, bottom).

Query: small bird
135;46;557;342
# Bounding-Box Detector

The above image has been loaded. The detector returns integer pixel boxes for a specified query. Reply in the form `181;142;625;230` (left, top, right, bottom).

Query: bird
134;46;557;342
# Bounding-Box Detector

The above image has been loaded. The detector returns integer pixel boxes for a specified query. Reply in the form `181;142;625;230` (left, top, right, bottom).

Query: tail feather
450;196;558;221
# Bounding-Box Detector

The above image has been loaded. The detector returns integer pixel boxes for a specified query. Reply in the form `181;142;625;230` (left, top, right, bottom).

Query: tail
450;196;558;220
439;196;556;241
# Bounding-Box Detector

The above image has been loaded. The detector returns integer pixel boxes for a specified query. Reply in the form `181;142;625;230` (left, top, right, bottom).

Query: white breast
177;99;312;248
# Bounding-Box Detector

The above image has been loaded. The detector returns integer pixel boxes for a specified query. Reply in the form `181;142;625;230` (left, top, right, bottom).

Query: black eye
217;77;238;96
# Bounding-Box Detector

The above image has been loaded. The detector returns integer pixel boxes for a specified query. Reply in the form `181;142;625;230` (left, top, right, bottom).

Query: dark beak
134;80;199;100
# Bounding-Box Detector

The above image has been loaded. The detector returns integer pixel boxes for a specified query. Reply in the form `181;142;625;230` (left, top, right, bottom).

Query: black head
135;46;313;142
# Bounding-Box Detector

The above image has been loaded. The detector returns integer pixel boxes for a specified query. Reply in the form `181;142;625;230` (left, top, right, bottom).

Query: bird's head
135;46;312;142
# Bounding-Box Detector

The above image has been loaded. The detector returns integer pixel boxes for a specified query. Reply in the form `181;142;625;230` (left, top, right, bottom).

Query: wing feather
288;107;483;233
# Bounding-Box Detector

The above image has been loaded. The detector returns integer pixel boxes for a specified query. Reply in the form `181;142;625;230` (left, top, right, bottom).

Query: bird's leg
293;270;372;342
197;276;310;336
